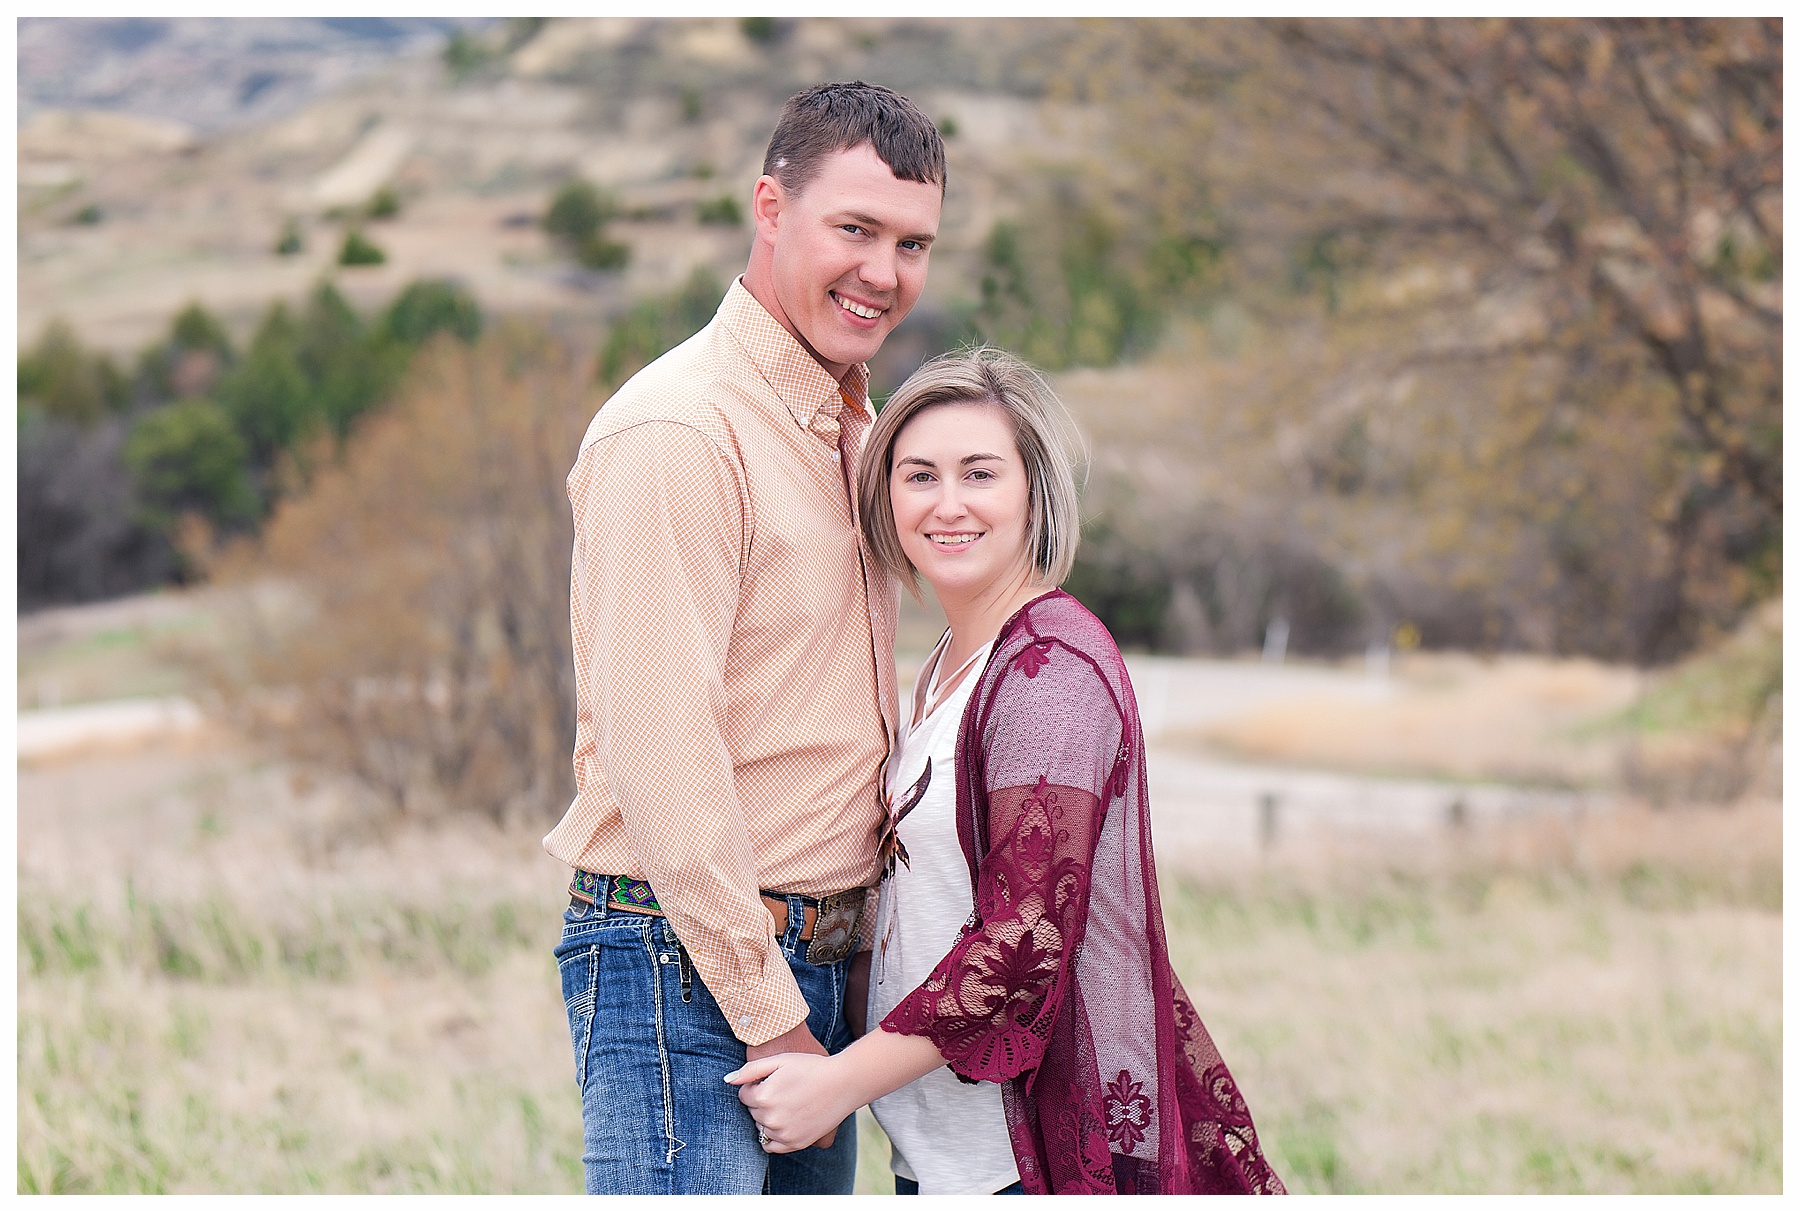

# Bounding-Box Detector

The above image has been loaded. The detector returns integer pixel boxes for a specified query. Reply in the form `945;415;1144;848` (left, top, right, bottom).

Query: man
544;82;946;1195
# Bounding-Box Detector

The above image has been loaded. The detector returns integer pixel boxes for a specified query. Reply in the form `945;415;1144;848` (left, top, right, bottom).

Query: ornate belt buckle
805;889;865;965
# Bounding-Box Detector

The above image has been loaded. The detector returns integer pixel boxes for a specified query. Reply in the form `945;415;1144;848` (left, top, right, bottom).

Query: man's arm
572;420;812;1047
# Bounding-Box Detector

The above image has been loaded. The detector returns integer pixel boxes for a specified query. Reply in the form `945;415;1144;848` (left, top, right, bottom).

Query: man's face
756;143;942;379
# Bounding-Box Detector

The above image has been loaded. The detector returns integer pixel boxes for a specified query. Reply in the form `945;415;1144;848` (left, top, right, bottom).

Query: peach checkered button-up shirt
544;278;899;1045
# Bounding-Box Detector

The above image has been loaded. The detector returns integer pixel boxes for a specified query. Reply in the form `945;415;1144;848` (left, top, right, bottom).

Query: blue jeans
555;894;857;1194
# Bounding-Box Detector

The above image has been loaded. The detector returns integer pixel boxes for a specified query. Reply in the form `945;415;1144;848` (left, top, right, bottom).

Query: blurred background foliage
15;21;1782;1194
20;279;482;609
17;16;1780;824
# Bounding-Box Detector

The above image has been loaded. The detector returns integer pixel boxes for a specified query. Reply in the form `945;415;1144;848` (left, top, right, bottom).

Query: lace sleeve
881;636;1126;1086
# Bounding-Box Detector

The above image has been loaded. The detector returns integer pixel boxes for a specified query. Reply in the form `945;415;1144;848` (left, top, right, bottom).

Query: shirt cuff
716;956;812;1047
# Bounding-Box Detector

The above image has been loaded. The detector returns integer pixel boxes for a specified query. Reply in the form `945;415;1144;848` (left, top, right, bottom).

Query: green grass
1159;856;1781;1194
19;852;1778;1193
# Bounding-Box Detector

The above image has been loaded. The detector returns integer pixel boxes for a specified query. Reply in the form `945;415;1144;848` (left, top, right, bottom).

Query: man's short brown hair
763;81;946;197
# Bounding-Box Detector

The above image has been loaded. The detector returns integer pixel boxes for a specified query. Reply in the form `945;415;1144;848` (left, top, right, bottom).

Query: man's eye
842;224;865;235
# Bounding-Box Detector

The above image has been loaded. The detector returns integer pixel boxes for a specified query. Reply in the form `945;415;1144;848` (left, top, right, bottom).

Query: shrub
218;303;315;468
366;186;401;220
169;303;234;362
383;280;483;347
18;320;130;425
443;30;491;80
274;219;304;256
575;235;629;272
337;230;386;267
696;194;743;227
542;180;614;247
125;398;259;531
544;180;629;271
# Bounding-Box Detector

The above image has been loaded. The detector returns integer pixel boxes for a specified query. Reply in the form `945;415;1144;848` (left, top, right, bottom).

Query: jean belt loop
782;892;808;953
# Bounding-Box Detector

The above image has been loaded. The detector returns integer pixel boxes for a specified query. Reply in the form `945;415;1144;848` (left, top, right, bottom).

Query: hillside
19;17;1076;378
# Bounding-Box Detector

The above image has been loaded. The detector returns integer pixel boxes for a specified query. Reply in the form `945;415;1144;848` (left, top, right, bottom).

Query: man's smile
831;291;885;321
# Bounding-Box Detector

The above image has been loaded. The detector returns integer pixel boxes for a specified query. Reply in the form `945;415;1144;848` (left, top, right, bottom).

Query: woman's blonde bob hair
858;347;1087;596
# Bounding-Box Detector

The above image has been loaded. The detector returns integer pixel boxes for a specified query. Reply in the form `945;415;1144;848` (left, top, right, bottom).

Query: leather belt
569;871;868;965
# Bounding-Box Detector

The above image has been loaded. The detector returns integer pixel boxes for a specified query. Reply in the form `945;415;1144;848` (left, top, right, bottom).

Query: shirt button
738;1015;752;1028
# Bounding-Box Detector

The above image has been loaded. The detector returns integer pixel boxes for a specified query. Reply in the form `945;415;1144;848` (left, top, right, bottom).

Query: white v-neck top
868;633;1019;1195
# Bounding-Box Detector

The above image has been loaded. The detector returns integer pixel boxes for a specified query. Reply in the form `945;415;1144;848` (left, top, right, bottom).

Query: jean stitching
645;925;682;1172
559;943;599;1090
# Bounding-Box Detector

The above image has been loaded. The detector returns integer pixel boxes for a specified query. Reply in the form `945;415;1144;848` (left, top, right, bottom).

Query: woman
727;349;1284;1195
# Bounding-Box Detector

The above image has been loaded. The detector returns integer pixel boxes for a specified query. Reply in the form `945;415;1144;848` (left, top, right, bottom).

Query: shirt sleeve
570;420;809;1045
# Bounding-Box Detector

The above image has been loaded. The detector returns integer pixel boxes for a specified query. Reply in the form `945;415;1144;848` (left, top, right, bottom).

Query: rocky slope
19;17;1081;378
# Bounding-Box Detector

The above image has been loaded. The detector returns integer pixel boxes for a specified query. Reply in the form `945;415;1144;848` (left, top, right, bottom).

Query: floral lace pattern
881;591;1286;1195
1105;1070;1154;1151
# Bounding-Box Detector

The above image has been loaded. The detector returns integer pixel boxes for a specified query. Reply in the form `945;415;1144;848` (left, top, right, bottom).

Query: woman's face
888;400;1034;604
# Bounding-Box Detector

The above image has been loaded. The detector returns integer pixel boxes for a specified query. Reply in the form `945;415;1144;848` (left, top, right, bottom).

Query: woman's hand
726;1028;950;1153
724;1052;854;1153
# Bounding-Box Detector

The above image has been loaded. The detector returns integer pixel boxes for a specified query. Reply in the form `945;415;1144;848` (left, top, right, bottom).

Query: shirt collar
719;277;870;432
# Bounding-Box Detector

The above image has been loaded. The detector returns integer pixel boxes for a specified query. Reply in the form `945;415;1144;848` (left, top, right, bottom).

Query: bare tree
1059;18;1779;660
210;324;592;824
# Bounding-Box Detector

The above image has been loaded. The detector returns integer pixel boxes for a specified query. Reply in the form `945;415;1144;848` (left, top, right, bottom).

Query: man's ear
751;174;784;246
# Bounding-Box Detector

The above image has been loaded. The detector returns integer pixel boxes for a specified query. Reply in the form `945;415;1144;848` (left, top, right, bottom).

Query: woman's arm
882;638;1126;1085
725;1027;946;1152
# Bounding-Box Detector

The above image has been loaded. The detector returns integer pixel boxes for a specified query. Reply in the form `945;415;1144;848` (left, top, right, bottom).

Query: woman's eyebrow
960;452;1004;464
895;455;937;468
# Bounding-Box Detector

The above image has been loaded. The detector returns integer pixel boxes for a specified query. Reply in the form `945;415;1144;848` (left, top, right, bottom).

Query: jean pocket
560;898;600;940
558;943;599;1089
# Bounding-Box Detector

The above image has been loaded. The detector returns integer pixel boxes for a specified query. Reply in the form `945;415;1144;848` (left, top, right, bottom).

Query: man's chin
807;328;887;371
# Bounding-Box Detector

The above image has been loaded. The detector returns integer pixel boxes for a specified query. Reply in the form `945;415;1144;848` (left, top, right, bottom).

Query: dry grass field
1193;652;1645;788
15;595;1782;1194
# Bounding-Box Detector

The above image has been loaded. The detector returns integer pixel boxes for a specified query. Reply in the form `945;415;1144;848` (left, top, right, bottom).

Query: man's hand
745;1021;828;1062
726;1052;853;1154
743;1023;835;1149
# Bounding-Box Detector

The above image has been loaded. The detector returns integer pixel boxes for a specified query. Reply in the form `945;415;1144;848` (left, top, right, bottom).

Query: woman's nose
932;482;967;519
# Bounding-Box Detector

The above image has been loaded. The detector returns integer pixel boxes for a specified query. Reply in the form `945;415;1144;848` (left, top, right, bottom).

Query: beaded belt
568;871;868;966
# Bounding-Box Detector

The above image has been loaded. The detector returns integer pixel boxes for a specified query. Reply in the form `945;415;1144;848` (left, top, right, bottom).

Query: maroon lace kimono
881;591;1285;1195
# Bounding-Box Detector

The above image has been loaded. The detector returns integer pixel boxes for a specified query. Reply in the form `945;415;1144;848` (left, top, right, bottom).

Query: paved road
17;658;1598;858
1123;656;1599;864
16;695;203;758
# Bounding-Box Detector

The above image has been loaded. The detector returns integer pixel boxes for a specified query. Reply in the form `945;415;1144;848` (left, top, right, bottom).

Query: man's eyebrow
836;211;937;243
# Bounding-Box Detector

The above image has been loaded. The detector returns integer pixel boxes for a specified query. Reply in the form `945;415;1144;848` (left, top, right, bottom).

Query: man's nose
858;244;900;294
